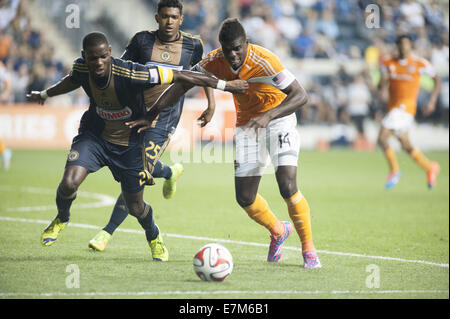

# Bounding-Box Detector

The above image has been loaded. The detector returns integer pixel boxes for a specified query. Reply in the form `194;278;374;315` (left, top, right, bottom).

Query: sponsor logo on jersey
389;73;414;81
96;106;132;120
408;65;416;73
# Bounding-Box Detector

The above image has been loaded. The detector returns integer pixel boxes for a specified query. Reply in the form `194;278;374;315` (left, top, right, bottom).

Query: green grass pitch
0;148;448;299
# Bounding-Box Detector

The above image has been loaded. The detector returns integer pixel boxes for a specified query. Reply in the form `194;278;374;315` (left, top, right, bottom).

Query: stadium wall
1;98;448;151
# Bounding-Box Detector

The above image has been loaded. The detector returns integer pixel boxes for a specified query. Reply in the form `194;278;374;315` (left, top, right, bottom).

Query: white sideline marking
0;185;115;212
0;216;448;268
0;289;447;298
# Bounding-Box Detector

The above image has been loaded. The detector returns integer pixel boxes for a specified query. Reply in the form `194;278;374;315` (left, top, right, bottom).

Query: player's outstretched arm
126;75;248;133
247;80;308;130
26;75;81;105
173;70;248;94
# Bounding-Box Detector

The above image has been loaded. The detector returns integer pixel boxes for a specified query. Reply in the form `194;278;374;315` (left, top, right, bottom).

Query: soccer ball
193;243;233;282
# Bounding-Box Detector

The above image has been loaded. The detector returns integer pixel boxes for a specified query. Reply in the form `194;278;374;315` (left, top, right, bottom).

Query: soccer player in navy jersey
26;32;247;260
88;0;217;255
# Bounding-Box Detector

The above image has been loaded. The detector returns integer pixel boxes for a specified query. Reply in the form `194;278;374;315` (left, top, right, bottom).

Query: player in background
378;35;441;189
88;0;217;253
0;62;12;171
26;32;247;260
128;18;321;269
0;139;12;171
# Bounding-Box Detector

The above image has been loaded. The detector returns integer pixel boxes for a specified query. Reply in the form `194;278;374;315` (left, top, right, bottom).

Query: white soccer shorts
381;107;415;135
234;113;300;177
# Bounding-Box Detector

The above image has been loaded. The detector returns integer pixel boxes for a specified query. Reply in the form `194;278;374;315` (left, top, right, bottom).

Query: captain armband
157;66;174;85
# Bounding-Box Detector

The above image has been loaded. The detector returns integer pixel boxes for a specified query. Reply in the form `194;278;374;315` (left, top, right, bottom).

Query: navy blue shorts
66;130;146;193
142;128;173;177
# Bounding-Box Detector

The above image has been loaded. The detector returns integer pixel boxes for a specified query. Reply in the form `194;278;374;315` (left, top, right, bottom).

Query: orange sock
243;194;283;237
384;147;399;173
410;148;432;172
284;191;315;253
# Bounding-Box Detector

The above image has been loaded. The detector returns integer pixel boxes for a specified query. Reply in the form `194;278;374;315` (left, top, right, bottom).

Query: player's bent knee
60;165;87;193
399;139;413;153
401;143;413;153
59;177;81;194
122;196;145;217
377;130;390;148
122;189;145;217
126;203;144;217
377;134;387;147
275;167;298;198
278;182;298;199
235;192;257;208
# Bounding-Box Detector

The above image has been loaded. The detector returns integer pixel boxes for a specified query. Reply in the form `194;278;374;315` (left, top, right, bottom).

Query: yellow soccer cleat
162;163;184;199
88;230;112;252
149;232;169;262
41;217;68;246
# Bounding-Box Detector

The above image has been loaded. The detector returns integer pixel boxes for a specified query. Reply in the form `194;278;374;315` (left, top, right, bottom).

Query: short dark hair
157;0;183;15
396;34;412;45
218;18;246;44
82;32;109;50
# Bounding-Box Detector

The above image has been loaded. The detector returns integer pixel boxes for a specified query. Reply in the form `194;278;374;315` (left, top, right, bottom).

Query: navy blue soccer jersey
69;56;173;146
121;31;204;132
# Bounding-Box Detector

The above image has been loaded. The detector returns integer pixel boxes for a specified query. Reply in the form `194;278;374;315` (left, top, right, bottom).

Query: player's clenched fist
26;90;47;105
225;79;248;94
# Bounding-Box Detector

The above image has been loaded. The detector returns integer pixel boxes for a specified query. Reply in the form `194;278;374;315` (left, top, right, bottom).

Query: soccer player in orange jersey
129;18;321;269
378;35;441;189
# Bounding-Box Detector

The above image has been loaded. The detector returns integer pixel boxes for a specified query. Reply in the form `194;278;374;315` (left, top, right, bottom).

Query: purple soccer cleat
267;221;293;262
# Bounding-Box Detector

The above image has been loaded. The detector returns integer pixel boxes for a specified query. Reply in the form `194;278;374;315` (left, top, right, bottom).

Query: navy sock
152;161;172;179
136;203;159;241
55;185;76;223
103;195;128;235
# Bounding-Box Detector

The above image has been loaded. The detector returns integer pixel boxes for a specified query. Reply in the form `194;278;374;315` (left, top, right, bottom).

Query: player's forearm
174;70;221;90
204;87;216;110
265;82;308;121
46;75;80;97
267;94;308;121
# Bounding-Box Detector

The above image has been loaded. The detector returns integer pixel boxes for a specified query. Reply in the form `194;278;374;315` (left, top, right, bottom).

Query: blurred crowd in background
0;0;88;106
1;0;449;138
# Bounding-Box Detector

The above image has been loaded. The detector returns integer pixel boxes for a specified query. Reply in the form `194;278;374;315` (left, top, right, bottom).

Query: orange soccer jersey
0;139;5;155
198;44;295;126
382;55;436;116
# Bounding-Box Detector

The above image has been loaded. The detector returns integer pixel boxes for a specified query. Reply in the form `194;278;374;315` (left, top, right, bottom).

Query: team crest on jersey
96;106;132;120
161;51;171;61
67;150;79;162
